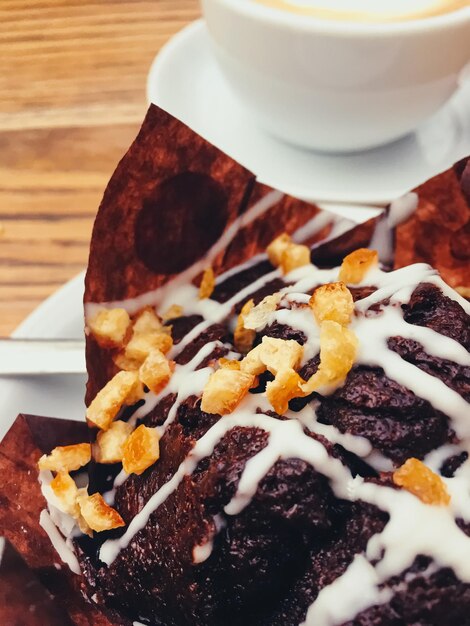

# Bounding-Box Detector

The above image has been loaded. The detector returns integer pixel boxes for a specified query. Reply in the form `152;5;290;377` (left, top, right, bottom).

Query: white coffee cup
202;0;470;152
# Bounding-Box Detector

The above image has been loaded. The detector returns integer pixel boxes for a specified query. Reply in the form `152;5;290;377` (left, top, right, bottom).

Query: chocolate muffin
39;239;470;626
34;106;470;626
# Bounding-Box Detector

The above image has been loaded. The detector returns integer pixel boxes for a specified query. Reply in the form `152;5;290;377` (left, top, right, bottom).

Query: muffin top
41;238;470;626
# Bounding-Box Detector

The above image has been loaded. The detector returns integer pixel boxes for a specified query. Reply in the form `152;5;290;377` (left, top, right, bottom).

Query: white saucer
0;273;86;443
147;20;470;205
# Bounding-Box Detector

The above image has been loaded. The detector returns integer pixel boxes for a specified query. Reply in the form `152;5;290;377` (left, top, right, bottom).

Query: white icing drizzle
293;402;373;459
214;252;266;285
387;309;470;366
104;340;224;505
299;404;395;474
86;236;470;625
428;275;470;315
301;554;392;626
103;468;128;506
165;266;279;361
291;211;336;244
282;266;339;296
273;306;320;363
446;465;470;523
306;477;470;625
39;510;81;575
387;192;419;229
224;413;352;516
353;311;470;438
131;339;224;431
368;215;394;266
192;514;226;564
85;189;284;320
362;191;417;268
354;264;436;307
191;537;213;565
100;396;353;566
38;470;82;574
360;481;470;582
423;443;463;473
364;450;394;473
292;208;373;254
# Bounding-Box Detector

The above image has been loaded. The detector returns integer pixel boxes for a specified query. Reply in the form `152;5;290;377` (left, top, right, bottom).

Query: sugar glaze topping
39;470;81;574
79;199;470;625
84;251;470;625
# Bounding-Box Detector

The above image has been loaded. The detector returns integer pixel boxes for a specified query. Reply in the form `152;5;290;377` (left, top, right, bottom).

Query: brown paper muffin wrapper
394;156;470;293
0;414;128;625
1;104;468;624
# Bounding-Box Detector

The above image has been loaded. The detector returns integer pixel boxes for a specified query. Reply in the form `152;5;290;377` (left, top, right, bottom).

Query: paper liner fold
0;538;74;625
394;157;470;291
0;414;128;626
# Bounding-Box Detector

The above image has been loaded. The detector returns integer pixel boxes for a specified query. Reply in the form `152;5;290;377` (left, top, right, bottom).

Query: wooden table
0;0;200;335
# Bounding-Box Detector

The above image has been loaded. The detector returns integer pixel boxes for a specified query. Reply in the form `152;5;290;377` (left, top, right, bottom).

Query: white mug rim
211;0;470;36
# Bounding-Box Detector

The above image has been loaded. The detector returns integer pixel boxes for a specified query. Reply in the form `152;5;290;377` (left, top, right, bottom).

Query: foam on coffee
253;0;468;22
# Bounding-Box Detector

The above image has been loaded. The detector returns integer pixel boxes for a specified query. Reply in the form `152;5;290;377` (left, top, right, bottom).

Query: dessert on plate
1;106;469;626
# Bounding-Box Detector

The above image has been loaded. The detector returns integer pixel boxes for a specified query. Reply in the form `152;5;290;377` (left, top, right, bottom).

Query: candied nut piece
139;349;174;394
126;377;145;405
266;368;305;415
201;368;255;415
133;308;166;334
199;267;215;299
115;332;173;370
86;370;142;430
280;243;311;275
267;232;311;274
234;298;255;354
50;472;79;516
240;343;264;376
241;337;305;414
77;492;125;532
122;425;160;476
301;321;358;394
50;474;92;536
241;337;303;377
38;443;91;473
115;307;173;370
162;304;184;321
123;324;173;367
267;233;292;267
259;336;303;376
88;308;131;348
339;248;378;284
244;293;281;332
393;458;451;506
95;420;133;464
219;358;241;370
309;282;354;327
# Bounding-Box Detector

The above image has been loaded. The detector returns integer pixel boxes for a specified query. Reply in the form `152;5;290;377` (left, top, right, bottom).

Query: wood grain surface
0;0;200;335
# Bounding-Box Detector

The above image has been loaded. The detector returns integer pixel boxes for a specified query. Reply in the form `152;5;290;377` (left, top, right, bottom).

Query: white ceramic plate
0;273;87;443
147;19;470;205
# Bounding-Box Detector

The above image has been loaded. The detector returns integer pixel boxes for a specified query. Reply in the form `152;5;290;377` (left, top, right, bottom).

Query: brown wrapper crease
394;157;470;291
0;414;130;626
0;539;74;626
